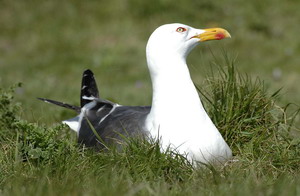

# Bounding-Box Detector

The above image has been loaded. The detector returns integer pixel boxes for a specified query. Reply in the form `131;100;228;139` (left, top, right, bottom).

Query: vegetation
1;57;299;195
1;0;300;195
1;0;300;124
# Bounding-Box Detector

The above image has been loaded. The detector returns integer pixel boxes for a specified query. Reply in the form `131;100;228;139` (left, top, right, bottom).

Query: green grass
1;0;300;124
1;57;299;195
1;0;300;195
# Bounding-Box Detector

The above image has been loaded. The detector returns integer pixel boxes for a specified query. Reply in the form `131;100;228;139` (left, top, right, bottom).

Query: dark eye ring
176;27;187;33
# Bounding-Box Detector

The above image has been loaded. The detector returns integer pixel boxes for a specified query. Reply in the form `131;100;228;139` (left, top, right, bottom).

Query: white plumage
145;23;232;164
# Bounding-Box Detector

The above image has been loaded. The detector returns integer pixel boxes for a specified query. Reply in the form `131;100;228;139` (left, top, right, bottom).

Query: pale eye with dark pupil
176;27;186;33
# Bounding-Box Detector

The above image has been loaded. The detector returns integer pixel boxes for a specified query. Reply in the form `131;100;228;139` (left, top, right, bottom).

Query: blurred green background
1;0;299;124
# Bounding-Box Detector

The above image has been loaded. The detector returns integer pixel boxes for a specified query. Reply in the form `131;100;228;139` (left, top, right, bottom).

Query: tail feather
80;69;99;107
37;98;81;113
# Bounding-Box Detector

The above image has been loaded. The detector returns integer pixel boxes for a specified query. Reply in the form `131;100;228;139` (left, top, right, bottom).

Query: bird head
146;23;231;60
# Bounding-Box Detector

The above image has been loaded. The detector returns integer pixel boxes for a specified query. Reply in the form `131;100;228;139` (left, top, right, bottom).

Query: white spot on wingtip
82;95;96;100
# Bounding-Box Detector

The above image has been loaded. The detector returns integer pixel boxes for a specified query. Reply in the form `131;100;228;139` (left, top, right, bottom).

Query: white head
146;23;231;64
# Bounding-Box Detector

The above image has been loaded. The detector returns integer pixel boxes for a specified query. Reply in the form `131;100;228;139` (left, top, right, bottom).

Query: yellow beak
193;28;231;42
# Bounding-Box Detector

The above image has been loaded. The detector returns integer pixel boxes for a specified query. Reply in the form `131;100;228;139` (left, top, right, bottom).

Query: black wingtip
83;69;93;74
37;97;54;103
37;97;81;113
80;69;100;107
37;97;45;101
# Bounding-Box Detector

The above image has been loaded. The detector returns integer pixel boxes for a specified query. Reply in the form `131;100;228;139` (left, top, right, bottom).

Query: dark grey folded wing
38;69;150;149
78;99;151;148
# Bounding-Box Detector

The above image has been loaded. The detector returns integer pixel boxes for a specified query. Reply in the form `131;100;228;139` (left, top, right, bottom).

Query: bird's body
39;23;232;164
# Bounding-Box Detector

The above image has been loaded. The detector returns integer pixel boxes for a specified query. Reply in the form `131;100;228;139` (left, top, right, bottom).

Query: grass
1;0;300;124
1;0;300;195
1;56;300;195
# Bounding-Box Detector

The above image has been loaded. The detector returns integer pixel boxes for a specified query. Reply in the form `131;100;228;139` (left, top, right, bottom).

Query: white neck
145;52;208;133
145;54;232;163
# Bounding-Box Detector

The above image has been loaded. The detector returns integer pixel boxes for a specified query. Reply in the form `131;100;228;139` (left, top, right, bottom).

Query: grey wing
78;99;151;148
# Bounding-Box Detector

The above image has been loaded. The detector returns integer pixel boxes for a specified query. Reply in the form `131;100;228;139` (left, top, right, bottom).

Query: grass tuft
197;52;300;173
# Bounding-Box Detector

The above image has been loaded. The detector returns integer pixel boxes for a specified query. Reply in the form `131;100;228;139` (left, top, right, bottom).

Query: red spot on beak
216;33;225;40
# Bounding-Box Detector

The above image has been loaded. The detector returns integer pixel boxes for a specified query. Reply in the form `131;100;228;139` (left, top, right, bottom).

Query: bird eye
176;27;187;33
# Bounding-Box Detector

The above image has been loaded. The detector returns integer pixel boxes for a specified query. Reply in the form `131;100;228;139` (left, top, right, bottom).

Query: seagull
39;23;232;164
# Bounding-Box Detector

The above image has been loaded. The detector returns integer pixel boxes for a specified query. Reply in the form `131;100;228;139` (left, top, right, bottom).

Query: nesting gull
39;23;232;164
